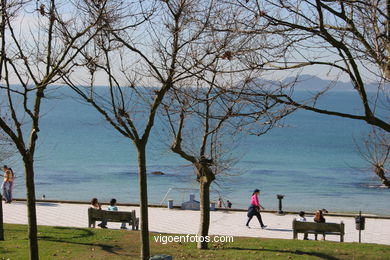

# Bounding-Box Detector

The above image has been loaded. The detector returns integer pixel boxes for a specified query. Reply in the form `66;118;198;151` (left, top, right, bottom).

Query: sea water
7;87;390;215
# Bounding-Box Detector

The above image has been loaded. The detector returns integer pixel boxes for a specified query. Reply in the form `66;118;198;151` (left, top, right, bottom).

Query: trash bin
210;202;216;211
167;199;174;209
355;216;366;230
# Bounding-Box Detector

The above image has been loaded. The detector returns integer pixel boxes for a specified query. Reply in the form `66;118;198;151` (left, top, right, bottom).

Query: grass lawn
1;224;389;259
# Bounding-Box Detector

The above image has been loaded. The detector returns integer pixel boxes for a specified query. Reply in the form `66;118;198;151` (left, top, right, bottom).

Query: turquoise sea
7;87;390;215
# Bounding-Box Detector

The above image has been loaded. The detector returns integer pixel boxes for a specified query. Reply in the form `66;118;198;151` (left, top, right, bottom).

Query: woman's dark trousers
246;211;265;227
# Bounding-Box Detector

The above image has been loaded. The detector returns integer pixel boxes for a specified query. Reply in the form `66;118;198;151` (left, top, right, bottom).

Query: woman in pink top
246;189;267;229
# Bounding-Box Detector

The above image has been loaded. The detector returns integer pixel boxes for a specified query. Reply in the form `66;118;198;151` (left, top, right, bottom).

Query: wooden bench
88;207;139;230
292;219;345;242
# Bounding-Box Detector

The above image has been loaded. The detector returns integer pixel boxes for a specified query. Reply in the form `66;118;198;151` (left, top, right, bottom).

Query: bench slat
294;222;342;232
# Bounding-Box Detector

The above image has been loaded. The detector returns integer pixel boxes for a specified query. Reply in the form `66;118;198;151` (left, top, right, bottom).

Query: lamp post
276;194;285;215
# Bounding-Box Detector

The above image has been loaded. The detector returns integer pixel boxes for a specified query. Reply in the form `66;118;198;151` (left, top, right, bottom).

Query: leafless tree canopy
61;1;244;258
158;6;295;246
220;0;390;133
0;1;105;258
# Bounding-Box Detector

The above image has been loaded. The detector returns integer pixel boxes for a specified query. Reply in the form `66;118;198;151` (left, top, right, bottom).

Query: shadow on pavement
265;228;293;232
36;202;59;207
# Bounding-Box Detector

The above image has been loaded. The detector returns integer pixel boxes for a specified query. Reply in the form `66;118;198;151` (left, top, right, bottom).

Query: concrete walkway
2;201;390;245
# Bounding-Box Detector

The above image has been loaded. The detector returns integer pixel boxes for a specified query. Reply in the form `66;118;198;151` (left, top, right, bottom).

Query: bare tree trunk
23;156;39;260
198;178;211;249
0;0;7;241
136;143;150;260
375;166;390;188
0;193;3;241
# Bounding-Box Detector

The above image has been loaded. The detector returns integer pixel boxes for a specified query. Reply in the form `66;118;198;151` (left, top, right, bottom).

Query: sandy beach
2;200;390;246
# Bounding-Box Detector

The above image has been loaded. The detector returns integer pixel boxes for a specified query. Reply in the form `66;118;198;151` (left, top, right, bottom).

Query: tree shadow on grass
38;226;124;256
0;248;10;256
227;247;340;260
37;227;91;241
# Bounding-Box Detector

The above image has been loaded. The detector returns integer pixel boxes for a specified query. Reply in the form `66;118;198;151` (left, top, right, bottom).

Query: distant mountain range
282;75;380;92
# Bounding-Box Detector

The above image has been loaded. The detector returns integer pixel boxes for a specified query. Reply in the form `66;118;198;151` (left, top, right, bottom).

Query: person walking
246;189;267;229
1;165;14;203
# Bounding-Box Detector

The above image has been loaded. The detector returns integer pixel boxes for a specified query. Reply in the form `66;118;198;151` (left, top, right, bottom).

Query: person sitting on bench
91;198;107;228
314;209;327;240
297;211;309;240
108;198;127;230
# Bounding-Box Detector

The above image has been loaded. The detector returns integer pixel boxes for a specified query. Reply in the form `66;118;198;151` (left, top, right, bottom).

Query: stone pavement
2;201;390;245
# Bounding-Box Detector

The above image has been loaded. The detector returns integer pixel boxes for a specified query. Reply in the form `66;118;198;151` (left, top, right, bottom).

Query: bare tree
156;2;294;249
225;0;390;133
0;1;103;258
60;0;220;258
164;82;235;250
163;55;291;249
357;128;390;188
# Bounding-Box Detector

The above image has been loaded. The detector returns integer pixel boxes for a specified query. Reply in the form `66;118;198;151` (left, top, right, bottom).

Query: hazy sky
2;1;378;87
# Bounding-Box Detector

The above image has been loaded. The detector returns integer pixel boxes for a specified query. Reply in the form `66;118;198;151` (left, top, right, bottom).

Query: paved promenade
2;201;390;245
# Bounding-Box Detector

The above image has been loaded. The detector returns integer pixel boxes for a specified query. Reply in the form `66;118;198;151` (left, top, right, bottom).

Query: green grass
0;224;389;259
